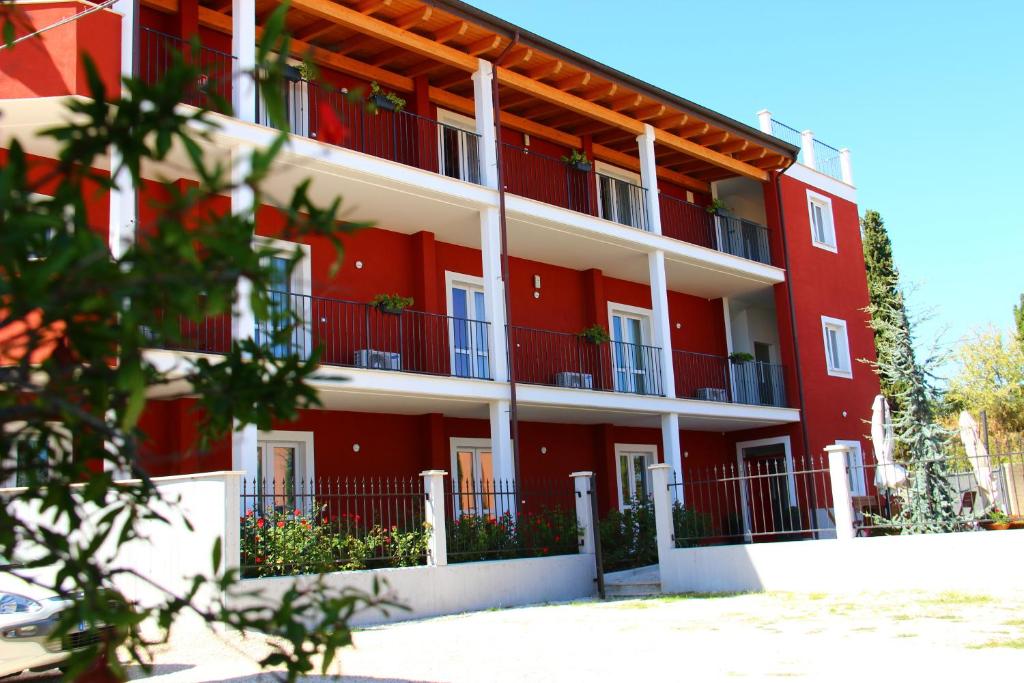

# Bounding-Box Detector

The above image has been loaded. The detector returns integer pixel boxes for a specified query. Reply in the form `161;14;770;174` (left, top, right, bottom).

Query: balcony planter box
569;160;593;173
372;294;414;315
371;93;397;111
981;520;1011;531
376;304;404;315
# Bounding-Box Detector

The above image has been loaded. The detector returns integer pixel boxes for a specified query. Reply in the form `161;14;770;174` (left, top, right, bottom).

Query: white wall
729;306;780;362
230;554;596;627
712;177;767;225
660;531;1024;595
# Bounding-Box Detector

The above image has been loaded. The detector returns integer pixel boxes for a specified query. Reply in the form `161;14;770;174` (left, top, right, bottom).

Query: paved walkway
15;590;1024;681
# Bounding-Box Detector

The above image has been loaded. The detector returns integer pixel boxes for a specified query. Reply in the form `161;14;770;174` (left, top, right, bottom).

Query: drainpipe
771;165;819;530
490;32;523;495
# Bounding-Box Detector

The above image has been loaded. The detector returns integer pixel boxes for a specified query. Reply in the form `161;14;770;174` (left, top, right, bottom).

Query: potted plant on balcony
579;324;611;345
561;149;592;173
368;81;406;113
981;507;1011;531
728;351;754;364
297;60;318;82
706;198;729;215
372;293;414;315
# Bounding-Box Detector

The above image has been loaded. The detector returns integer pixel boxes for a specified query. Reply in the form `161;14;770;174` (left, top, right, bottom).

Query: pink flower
246;509;254;517
277;521;286;528
256;518;265;529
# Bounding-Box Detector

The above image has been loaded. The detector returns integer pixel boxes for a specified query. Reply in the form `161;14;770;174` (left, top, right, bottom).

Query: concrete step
605;580;662;598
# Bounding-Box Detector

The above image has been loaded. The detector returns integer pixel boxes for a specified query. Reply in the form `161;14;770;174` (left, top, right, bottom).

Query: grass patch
895;633;918;638
923;592;994;606
891;614;914;621
1004;619;1024;627
968;637;1024;650
851;626;876;632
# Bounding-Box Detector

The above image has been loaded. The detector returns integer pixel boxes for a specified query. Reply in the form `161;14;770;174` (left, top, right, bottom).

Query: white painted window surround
821;316;853;378
255;430;315;502
807;189;837;252
614;443;658;511
837;439;867;497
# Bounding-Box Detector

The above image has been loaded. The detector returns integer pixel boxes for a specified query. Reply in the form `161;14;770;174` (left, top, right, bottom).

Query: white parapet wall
660;531;1024;595
230;554;596;627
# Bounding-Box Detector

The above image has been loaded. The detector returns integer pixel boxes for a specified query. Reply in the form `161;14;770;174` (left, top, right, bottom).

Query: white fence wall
659;530;1024;595
230;554;596;627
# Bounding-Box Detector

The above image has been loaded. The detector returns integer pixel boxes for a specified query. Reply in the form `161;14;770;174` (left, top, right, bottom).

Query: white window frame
255;430;316;512
837;439;867;497
444;271;489;379
595;161;644;228
449;437;496;516
820;315;853;378
614;443;658;511
807;190;837;252
2;422;72;489
606;302;656;393
436;108;478;183
254;236;312;357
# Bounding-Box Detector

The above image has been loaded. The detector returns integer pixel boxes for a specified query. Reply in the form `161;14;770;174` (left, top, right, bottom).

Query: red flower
246;509;254;517
256;518;265;529
294;509;302;517
277;521;286;528
542;547;549;554
322;517;328;524
554;535;560;542
255;556;263;564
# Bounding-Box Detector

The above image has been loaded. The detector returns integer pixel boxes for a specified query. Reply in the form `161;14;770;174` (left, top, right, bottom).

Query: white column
636;123;662;235
109;0;137;259
825;444;855;541
489;399;514;485
232;0;257;123
421;470;448;566
839;148;854;186
570;472;596;556
479;207;509;382
756;109;773;134
648;463;674;569
647;250;675;398
800;129;816;171
472;59;499;189
660;413;682;497
231;148;258;478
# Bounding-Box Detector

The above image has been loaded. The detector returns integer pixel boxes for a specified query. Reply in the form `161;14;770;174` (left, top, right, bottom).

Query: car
0;557;114;678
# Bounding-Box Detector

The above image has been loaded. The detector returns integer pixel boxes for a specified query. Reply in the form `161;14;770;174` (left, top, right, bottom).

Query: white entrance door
448;277;489;379
615;445;656;510
451;441;496;517
610;308;653;394
256;435;313;514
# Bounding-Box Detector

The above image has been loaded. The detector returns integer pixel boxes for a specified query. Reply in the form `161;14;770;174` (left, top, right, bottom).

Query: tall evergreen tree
1014;293;1024;346
872;302;963;532
862;210;914;425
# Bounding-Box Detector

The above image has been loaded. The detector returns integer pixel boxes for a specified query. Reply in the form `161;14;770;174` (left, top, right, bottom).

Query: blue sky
471;0;1023;372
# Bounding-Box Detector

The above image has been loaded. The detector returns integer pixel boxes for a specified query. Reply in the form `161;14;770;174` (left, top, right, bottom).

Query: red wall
137;398;231;476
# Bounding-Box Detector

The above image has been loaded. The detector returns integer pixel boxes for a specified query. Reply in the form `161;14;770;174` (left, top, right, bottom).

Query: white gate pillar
825;443;856;541
421;470;448;566
570;472;597;555
648;463;675;567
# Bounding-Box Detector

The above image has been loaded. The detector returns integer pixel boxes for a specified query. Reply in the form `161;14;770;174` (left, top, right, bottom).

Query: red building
1;0;879;526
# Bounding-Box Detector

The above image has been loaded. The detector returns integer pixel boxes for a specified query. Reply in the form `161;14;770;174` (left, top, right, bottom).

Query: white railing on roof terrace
756;110;853;186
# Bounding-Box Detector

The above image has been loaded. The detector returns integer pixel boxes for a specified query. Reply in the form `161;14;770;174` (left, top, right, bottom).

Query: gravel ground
15;590;1024;681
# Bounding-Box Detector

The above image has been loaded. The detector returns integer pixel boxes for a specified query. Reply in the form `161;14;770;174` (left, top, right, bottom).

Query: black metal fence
730;359;788;408
673;351;788;407
769;118;804;162
146;309;232;355
846;449;1024;536
659;194;772;265
508;326;664;396
255;291;491;379
240;476;427;577
715;215;772;265
138;27;235;111
670;455;834;546
444;478;579;563
502;143;593;214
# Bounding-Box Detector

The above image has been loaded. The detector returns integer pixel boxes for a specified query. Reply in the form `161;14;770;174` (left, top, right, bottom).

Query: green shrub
599;497;713;568
447;508;580;563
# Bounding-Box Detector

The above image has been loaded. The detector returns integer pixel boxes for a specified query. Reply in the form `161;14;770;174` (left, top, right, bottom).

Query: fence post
648;463;674;562
825;444;855;541
420;470;448;566
839;148;854;185
570;472;596;555
800;129;816;170
756;109;773;134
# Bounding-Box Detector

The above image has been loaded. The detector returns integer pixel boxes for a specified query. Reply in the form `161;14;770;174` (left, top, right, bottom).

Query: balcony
659;194;772;265
508;326;663;397
152;293;492;381
673;350;788;408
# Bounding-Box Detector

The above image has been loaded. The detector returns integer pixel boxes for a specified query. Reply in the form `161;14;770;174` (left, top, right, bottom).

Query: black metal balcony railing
148;311;233;355
659;193;773;266
253;292;491;380
597;173;649;231
508;326;663;396
139;27;235;111
501;143;593;214
674;349;788;408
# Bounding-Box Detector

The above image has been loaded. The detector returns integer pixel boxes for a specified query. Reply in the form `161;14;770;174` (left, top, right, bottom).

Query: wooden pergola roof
144;0;798;192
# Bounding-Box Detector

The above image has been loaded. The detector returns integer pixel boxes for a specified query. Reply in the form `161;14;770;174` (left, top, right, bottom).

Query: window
596;163;645;229
436;110;481;184
253;238;311;359
615;445;656;511
257;63;309;137
254;431;314;513
821;316;852;378
608;304;655;394
838;440;867;497
807;191;836;251
445;273;490;379
450;439;495;517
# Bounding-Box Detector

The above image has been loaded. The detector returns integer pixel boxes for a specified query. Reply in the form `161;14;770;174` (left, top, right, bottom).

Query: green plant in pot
982;506;1011;530
368;81;406;113
579;324;611;345
728;351;754;363
372;293;414;315
706;198;729;215
561;149;592;173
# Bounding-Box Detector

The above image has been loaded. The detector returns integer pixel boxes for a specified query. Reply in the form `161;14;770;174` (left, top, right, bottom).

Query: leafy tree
1014;293;1024;346
870;301;962;533
861;210;914;426
1;6;389;681
946;327;1024;434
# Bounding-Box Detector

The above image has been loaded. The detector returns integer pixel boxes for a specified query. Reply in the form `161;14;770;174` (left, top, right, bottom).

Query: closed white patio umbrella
871;394;907;490
958;410;999;509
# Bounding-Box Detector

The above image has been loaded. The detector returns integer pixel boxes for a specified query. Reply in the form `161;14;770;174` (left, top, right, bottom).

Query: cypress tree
1014;293;1024;346
862;210;914;426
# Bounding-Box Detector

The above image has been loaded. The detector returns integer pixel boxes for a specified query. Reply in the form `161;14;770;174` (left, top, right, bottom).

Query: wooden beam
355;0;392;14
653;128;767;181
502;46;534;68
653;113;688;130
553;71;591;91
289;0;478;71
337;33;378;56
392;6;432;30
428;87;582;148
677;122;709;139
535;111;583;128
734;148;769;162
633;104;666;121
715;140;749;155
692;131;729;146
608;94;642;112
432;70;472;89
466;33;502;56
526;59;563;80
369;45;405;67
517;102;564;120
433;20;469;44
405;59;443;78
593;144;708;193
295;19;335;42
579;82;617;101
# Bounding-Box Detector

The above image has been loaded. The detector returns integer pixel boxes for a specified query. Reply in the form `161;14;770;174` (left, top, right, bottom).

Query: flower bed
446;507;579;563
